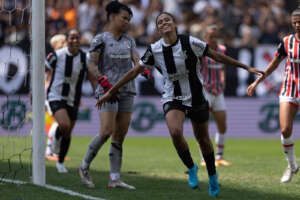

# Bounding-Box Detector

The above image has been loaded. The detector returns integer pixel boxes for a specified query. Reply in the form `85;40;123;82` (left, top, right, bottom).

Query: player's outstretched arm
247;56;284;96
207;48;265;76
96;65;144;109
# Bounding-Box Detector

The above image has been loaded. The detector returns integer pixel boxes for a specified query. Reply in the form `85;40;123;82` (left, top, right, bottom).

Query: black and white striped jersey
45;47;87;107
140;34;208;107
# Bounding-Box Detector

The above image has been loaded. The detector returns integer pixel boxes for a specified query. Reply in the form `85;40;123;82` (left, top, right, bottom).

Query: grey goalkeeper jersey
90;32;137;96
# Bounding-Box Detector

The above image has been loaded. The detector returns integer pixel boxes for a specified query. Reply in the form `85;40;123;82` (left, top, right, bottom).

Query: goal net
0;0;45;185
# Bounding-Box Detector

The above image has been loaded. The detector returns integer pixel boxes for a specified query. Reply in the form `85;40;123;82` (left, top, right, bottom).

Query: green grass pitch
1;137;300;200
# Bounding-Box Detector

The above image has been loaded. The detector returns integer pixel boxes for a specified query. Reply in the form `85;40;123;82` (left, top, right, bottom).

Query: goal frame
31;0;45;185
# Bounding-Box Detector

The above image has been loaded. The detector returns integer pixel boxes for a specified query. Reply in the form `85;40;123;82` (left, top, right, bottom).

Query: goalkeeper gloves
141;68;154;85
97;75;119;103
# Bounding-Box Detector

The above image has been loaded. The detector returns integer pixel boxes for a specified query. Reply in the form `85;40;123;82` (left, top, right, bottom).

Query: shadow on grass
43;166;300;200
1;161;300;200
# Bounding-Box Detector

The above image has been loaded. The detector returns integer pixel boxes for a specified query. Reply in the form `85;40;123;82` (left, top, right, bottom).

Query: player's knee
281;126;292;137
100;134;110;142
59;122;72;135
100;128;113;138
169;128;183;140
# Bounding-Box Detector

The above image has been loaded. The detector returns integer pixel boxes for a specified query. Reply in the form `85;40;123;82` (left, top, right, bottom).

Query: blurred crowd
0;0;298;50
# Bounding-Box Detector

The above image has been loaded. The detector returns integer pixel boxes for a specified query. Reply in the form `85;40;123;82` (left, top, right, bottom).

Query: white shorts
279;96;300;108
205;92;226;111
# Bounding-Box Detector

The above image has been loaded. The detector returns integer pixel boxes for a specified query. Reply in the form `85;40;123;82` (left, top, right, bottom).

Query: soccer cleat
215;159;232;166
46;154;59;161
107;179;136;190
56;162;68;173
280;165;299;183
187;164;199;189
50;136;62;154
78;167;95;188
200;160;206;167
46;154;70;162
208;173;220;197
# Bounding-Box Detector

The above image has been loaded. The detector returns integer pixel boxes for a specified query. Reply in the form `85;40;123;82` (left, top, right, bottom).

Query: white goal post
31;0;45;185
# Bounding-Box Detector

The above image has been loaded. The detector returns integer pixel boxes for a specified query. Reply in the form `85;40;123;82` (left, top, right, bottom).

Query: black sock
55;128;62;140
58;137;71;163
203;152;216;176
177;149;194;169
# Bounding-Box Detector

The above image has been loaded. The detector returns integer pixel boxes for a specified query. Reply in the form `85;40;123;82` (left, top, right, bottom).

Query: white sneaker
51;136;62;154
56;162;68;173
108;179;136;190
78;167;95;188
280;165;299;183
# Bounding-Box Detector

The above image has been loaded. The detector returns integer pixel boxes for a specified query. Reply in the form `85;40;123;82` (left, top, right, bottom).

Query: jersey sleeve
274;41;287;59
139;46;155;70
89;34;104;53
190;36;208;57
45;52;57;69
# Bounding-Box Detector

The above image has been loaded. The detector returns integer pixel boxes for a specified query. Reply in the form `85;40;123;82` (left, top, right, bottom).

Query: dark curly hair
106;1;133;21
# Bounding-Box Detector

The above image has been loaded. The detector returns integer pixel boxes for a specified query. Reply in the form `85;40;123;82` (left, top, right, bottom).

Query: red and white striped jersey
275;34;300;98
200;44;226;95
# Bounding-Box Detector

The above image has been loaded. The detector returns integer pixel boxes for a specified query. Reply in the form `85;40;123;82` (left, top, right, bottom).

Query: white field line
0;178;106;200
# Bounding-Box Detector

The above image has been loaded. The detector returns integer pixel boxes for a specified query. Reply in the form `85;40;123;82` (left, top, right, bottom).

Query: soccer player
199;25;231;167
78;1;140;189
45;34;67;161
46;29;95;173
247;7;300;183
96;12;264;196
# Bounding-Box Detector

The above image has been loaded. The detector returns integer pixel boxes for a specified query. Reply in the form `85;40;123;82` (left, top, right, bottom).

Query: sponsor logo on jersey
192;40;205;51
142;49;152;63
110;54;131;59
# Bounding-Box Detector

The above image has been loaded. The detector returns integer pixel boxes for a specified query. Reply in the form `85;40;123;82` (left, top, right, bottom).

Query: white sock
110;172;120;181
81;160;89;170
281;135;297;168
215;132;226;160
46;122;58;155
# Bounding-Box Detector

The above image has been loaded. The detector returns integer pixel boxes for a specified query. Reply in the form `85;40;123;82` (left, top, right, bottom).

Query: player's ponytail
105;1;132;22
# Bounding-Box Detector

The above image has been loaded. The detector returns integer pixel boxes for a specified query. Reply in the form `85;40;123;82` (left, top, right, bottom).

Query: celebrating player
46;29;95;173
96;12;264;196
78;1;139;189
247;7;300;183
199;25;231;167
45;34;67;161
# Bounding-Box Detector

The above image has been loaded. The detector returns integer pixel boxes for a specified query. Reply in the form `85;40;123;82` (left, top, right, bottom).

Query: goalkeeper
78;1;150;190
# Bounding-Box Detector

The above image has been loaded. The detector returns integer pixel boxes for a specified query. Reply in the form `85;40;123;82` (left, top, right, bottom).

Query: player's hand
97;75;113;93
95;92;112;109
141;68;154;85
108;93;120;103
247;82;258;96
97;75;119;103
247;68;265;77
